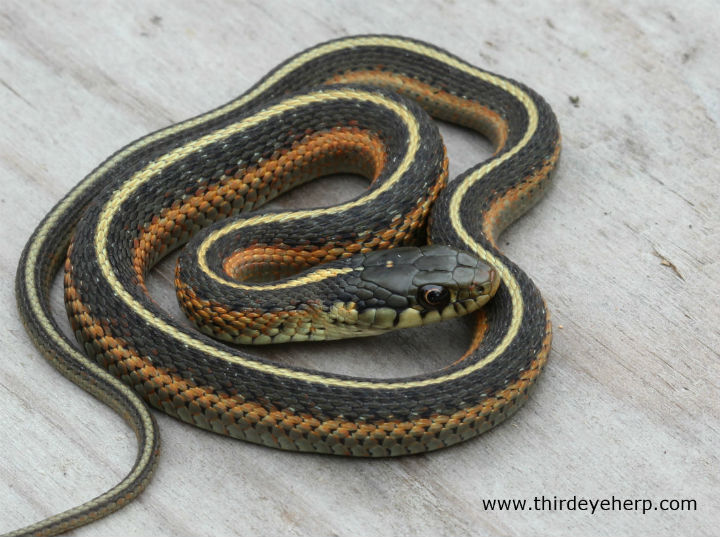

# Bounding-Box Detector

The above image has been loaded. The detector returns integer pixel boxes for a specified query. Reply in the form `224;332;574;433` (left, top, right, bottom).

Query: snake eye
417;284;451;310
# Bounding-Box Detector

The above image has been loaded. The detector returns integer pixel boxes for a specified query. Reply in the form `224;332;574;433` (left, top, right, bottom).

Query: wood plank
1;1;717;535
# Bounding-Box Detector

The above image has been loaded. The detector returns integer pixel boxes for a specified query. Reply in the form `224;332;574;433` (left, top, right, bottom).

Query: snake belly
12;35;560;537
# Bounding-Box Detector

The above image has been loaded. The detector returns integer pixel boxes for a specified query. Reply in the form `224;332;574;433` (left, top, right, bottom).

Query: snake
10;35;560;536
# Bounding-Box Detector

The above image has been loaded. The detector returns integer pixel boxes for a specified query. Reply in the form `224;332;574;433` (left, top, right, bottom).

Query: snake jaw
330;245;495;334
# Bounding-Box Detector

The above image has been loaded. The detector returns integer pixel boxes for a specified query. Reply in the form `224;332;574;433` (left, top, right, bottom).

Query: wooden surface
1;1;718;536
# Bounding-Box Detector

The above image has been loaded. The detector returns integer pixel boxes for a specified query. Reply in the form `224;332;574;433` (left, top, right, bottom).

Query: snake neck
176;245;494;344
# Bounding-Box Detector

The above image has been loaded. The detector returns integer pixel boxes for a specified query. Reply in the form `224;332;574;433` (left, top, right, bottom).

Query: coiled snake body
11;35;560;536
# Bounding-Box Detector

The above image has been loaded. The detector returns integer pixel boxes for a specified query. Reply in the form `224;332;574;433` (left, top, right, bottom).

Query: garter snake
10;35;560;536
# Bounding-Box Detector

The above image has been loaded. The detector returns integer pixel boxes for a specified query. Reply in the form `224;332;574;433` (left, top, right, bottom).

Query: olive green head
324;245;496;338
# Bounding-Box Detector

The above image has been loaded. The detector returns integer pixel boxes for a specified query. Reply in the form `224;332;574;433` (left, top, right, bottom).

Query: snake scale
10;35;560;536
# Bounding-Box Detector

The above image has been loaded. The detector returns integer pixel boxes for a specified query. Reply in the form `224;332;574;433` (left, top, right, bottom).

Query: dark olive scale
13;35;560;536
40;38;556;420
178;242;490;324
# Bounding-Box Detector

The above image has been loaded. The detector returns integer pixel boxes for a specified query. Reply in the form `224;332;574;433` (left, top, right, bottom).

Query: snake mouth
343;292;492;335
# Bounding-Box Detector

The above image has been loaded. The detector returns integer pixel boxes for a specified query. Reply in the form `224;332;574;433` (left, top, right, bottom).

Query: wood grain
1;1;718;536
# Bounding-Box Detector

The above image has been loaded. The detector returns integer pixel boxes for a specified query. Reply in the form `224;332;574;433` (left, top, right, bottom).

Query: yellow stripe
210;267;357;291
192;90;420;290
29;36;539;391
445;89;539;374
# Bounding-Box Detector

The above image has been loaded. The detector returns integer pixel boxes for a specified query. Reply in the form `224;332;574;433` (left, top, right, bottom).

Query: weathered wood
1;1;718;535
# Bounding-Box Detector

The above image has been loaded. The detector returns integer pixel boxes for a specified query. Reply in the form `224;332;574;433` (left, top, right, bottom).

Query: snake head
333;245;496;335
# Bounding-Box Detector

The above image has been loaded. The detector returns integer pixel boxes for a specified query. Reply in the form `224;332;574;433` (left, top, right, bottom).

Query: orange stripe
66;258;549;454
324;69;509;151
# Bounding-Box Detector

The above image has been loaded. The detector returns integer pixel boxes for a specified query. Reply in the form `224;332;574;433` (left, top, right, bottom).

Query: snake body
11;35;560;536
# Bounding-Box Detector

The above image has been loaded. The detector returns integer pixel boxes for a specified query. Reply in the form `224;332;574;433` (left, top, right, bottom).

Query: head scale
326;245;496;337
